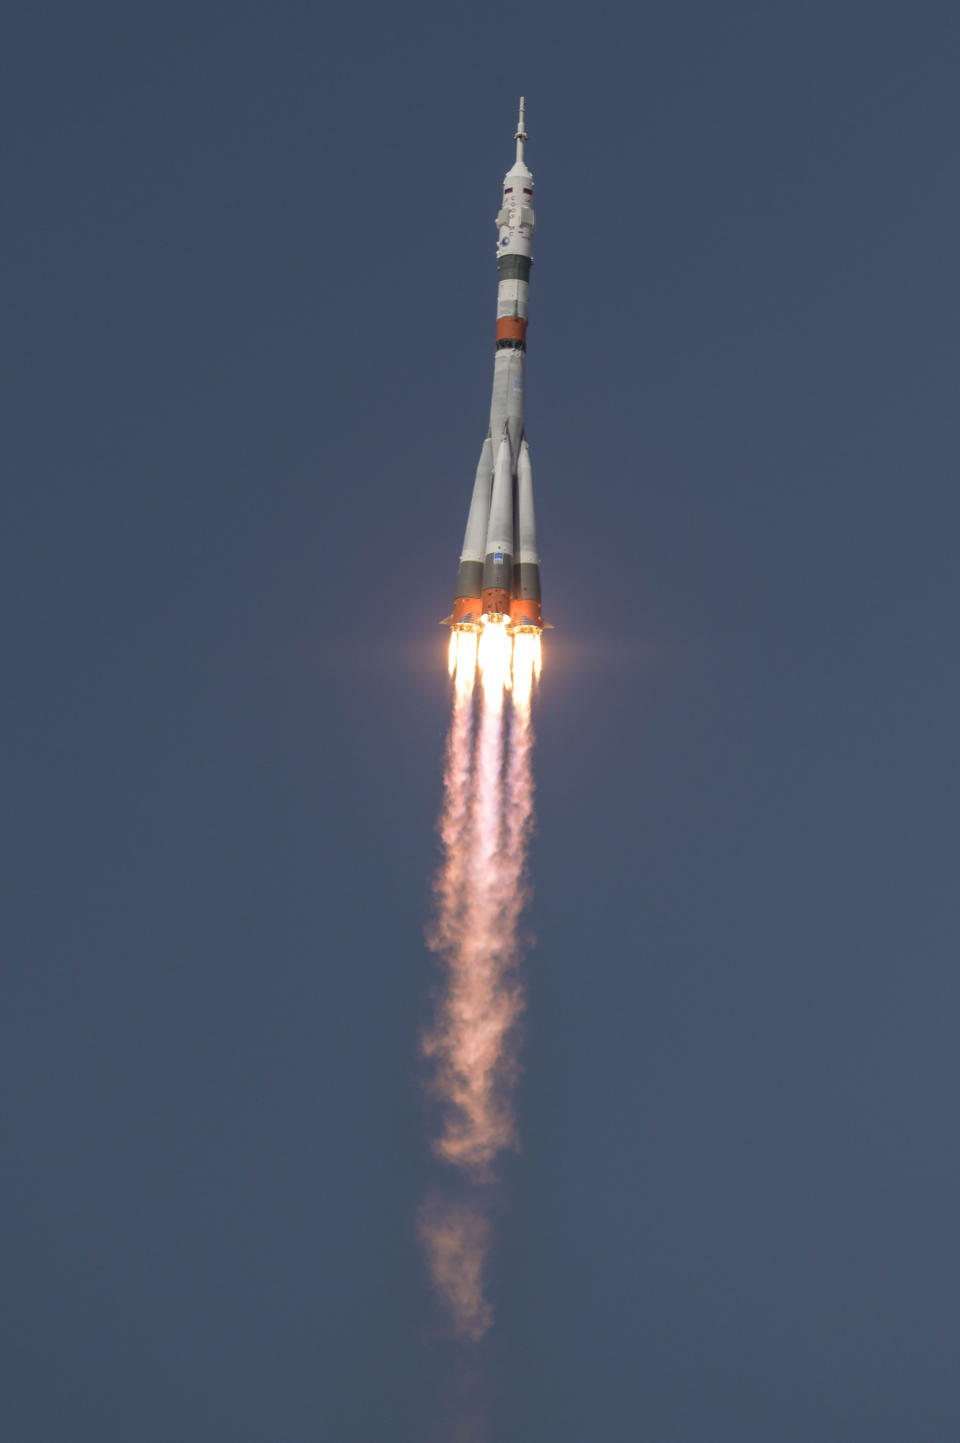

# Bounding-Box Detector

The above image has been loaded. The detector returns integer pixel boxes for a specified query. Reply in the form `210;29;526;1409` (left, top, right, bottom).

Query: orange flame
450;629;479;699
477;618;512;708
510;631;542;706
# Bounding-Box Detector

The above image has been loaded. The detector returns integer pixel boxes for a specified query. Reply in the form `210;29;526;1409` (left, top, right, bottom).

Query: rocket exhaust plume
418;1195;493;1343
422;98;545;1359
423;621;539;1337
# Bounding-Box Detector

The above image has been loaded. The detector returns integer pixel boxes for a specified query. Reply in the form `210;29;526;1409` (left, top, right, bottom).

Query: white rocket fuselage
450;100;542;633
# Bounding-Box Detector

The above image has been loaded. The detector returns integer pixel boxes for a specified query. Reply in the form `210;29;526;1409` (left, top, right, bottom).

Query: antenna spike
514;96;528;161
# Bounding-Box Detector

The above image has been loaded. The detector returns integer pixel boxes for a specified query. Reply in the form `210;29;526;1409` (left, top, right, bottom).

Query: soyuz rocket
443;99;545;635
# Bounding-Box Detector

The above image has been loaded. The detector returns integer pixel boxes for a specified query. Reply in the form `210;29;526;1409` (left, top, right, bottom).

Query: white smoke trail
418;1194;493;1343
504;642;537;923
429;671;476;968
422;626;539;1339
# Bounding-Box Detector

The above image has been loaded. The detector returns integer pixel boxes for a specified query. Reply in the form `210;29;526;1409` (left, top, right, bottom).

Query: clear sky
6;2;959;1439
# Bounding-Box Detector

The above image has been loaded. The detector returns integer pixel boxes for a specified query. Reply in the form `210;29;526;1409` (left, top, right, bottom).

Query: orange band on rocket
495;316;527;343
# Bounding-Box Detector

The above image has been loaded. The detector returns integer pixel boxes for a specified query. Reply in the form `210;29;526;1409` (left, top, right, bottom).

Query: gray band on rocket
512;561;541;601
482;551;514;592
497;255;532;281
455;559;484;598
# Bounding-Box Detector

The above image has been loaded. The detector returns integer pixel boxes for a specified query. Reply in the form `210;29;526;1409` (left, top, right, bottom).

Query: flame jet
444;99;546;637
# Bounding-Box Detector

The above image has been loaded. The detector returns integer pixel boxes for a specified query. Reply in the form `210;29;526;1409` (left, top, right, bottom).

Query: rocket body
449;100;543;633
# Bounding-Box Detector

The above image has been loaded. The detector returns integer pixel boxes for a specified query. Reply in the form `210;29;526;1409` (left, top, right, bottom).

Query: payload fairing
444;100;545;635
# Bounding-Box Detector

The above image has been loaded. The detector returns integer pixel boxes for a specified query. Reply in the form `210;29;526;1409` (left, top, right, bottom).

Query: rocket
444;99;546;635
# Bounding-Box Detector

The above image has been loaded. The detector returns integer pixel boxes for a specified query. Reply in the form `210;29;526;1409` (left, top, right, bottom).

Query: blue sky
5;2;959;1438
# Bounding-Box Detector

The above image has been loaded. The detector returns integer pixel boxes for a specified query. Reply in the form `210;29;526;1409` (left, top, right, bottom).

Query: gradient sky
5;2;960;1439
